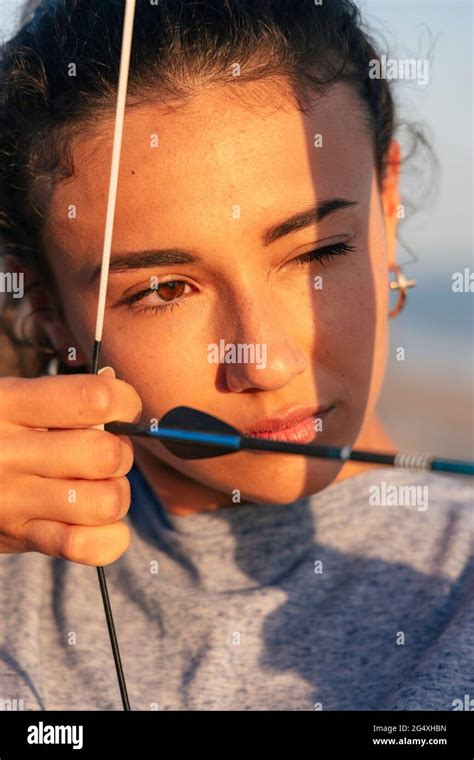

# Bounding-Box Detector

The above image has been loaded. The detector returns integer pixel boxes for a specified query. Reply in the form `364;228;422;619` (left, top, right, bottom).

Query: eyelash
291;241;356;267
125;241;356;315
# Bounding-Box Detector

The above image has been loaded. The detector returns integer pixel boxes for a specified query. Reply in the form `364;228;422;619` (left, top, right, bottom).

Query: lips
241;405;335;443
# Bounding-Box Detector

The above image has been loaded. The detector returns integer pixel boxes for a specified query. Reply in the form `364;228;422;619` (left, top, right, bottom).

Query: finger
0;428;134;479
23;519;131;566
4;474;131;527
0;374;142;429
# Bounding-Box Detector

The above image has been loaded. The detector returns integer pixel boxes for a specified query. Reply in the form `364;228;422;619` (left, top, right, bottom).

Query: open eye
125;279;193;314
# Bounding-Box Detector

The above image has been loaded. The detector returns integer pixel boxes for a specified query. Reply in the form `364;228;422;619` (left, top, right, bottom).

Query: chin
217;457;346;505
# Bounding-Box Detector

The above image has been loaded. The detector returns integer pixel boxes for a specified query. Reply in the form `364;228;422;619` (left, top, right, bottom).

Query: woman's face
42;80;400;504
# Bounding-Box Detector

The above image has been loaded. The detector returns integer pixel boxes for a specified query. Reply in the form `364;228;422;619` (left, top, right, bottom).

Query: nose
217;291;307;392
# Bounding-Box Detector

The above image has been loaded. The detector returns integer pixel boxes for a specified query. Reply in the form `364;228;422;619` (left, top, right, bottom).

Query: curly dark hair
0;0;433;376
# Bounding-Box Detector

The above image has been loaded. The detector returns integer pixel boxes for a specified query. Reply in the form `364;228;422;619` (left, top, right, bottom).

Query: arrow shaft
104;423;474;476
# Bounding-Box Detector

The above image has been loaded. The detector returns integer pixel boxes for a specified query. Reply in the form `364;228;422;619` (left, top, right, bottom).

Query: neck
133;442;231;515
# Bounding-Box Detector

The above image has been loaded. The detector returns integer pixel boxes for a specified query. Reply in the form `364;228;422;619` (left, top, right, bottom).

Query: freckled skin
40;80;401;515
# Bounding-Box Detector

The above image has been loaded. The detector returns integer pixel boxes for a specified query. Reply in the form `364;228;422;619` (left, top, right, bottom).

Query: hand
0;369;142;566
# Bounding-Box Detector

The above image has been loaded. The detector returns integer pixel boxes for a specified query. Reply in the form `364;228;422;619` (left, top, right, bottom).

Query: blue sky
361;0;473;278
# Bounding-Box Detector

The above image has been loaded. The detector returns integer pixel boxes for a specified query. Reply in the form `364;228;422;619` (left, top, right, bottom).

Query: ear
380;139;401;267
35;304;90;368
5;256;89;368
32;287;89;367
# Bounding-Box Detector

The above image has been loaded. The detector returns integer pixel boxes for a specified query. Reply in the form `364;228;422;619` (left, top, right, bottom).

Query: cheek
101;312;218;418
309;261;377;368
305;247;388;417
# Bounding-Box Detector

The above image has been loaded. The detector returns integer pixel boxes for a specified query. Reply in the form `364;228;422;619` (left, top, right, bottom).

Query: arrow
105;406;474;477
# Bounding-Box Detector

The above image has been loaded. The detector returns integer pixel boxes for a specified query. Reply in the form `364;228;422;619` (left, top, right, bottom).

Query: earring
388;263;416;318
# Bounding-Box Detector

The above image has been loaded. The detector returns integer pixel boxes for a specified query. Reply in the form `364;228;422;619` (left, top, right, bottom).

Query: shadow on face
42;79;396;506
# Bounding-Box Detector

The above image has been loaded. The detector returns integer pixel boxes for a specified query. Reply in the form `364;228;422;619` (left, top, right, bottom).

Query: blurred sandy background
379;275;473;457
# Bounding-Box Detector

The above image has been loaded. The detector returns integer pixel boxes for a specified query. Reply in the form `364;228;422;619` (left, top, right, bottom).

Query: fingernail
98;366;116;378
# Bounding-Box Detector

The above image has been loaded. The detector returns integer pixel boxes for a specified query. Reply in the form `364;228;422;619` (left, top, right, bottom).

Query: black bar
0;710;472;757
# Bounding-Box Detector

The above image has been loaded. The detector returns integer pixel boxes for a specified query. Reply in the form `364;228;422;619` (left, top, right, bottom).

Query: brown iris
156;281;186;302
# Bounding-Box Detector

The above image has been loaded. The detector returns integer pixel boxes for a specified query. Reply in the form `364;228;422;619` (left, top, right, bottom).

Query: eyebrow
88;197;357;284
261;197;357;246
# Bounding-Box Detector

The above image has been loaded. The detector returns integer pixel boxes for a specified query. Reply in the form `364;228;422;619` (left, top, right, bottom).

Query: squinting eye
291;241;356;267
125;279;192;314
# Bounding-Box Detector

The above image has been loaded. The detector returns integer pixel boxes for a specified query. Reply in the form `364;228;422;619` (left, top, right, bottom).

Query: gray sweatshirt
0;464;473;711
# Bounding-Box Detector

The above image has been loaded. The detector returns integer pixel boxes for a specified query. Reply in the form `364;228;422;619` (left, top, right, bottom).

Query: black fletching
159;406;240;459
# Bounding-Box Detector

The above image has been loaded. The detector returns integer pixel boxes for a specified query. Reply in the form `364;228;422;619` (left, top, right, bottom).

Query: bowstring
91;0;137;712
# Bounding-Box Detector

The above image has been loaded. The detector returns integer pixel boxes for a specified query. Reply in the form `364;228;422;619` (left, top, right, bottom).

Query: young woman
0;0;472;711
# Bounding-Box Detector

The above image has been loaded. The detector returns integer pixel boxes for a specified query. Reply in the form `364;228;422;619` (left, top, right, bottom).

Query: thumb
92;367;116;430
